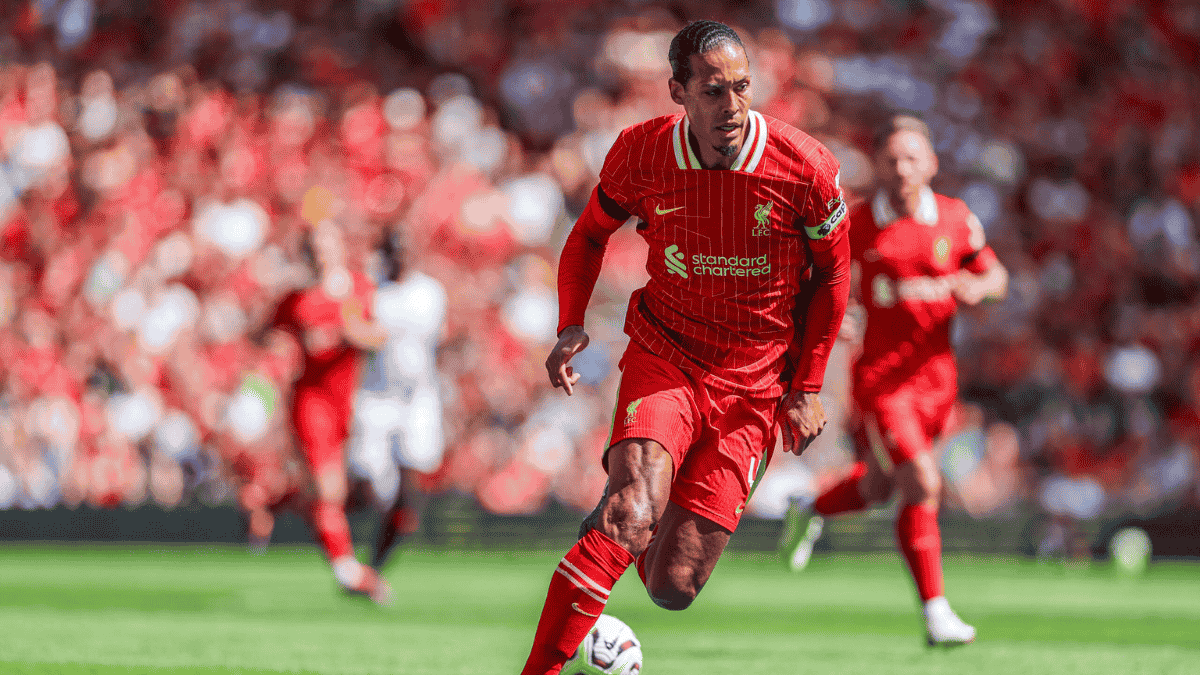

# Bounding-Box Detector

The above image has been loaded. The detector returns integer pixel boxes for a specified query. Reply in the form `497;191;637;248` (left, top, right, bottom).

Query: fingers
560;366;580;396
781;422;795;455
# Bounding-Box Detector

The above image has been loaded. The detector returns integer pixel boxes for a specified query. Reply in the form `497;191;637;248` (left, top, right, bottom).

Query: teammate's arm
547;184;630;395
953;257;1007;306
952;212;1008;306
340;297;388;351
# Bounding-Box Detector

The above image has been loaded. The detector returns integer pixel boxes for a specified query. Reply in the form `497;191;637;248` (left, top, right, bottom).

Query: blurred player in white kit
350;232;448;571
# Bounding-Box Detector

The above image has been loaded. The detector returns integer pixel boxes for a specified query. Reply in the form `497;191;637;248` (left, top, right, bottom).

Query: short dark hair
668;20;746;86
873;114;932;152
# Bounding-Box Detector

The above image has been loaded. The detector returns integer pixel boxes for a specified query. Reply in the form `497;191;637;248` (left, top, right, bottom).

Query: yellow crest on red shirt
934;236;951;263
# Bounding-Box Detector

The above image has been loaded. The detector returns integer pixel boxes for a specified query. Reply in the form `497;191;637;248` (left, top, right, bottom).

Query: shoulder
619;114;681;144
760;114;839;179
934;193;971;221
608;115;679;157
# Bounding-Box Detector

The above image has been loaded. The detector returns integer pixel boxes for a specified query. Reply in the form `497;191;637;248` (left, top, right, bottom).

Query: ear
929;151;939;181
668;78;685;106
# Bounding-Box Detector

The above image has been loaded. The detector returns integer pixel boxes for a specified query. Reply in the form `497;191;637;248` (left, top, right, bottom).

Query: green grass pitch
0;543;1196;674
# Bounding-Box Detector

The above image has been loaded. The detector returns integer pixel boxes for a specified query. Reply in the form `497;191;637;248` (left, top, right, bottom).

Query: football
1110;526;1152;575
562;614;643;675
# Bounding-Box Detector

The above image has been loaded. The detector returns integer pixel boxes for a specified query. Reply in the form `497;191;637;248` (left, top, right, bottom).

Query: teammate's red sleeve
790;226;851;392
556;185;629;334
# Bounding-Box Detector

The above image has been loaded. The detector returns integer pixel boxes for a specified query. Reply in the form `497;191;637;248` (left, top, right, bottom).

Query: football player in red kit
521;21;851;675
779;115;1008;646
267;219;393;605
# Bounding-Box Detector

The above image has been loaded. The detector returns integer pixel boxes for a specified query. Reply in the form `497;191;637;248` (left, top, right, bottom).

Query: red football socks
310;499;354;561
814;461;869;516
896;502;945;601
521;529;634;675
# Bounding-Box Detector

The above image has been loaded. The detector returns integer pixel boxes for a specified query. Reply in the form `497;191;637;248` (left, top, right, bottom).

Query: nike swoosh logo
735;503;745;514
655;205;684;215
571;602;600;617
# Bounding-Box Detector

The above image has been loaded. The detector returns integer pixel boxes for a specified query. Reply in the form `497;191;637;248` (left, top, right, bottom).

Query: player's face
876;129;938;199
669;42;753;168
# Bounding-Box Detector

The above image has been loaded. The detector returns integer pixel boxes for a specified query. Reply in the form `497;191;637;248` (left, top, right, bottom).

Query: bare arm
340;298;388;351
954;257;1008;306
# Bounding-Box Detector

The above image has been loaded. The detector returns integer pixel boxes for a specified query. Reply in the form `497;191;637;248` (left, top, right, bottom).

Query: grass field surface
0;543;1196;674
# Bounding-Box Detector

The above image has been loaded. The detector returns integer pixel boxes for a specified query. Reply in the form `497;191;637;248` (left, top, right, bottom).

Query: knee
315;469;348;503
860;472;894;504
646;569;699;611
897;457;941;504
593;492;657;555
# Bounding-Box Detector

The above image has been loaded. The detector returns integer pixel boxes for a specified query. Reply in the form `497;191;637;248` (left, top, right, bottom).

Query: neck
687;127;738;170
889;187;926;220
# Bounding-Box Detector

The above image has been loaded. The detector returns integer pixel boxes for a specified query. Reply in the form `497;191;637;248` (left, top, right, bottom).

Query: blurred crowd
1;0;1198;554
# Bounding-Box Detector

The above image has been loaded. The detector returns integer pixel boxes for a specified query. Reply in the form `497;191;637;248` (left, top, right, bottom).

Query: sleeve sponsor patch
806;196;847;240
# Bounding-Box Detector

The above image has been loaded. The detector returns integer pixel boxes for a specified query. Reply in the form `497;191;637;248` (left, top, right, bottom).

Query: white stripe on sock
558;559;612;596
554;568;609;604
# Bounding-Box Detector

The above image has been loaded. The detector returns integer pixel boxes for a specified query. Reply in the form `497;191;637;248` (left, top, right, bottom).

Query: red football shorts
291;384;352;472
853;355;956;466
606;341;777;532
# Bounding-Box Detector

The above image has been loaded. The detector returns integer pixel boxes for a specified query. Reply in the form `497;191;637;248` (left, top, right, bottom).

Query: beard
716;143;739;157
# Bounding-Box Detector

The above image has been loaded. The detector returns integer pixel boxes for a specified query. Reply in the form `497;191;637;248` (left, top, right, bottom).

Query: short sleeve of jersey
597;129;640;218
801;146;849;251
961;210;997;274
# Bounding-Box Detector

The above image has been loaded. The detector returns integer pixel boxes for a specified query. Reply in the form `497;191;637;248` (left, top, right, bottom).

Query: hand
778;391;826;456
545;325;589;396
340;298;364;323
838;309;862;343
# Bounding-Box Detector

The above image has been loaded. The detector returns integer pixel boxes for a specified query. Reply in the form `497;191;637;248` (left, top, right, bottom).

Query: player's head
874;114;938;199
668;21;752;162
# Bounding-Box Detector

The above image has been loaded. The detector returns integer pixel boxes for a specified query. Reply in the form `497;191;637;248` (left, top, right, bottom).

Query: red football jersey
270;271;374;393
850;187;997;398
598;111;848;397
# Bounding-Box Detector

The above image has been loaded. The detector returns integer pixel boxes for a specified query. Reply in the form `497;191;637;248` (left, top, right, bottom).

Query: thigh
293;388;346;472
642;500;732;602
868;388;931;467
670;392;776;533
606;341;701;476
586;437;675;553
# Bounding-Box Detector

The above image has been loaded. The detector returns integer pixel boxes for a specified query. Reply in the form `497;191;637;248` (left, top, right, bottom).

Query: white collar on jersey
673;110;768;172
871;185;938;227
